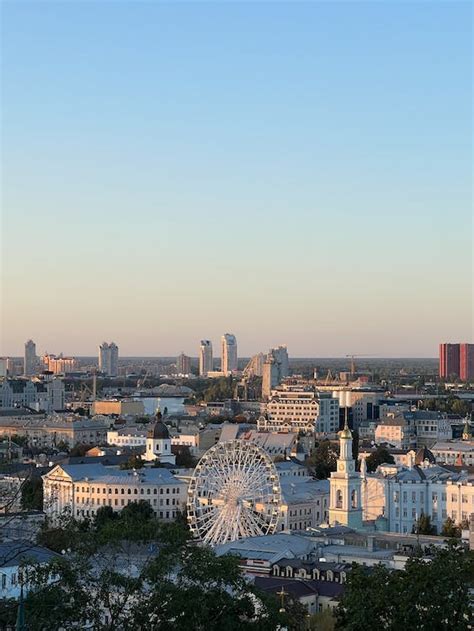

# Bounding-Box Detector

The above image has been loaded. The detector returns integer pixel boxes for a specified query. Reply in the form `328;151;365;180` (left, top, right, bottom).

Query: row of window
77;497;180;507
76;485;180;495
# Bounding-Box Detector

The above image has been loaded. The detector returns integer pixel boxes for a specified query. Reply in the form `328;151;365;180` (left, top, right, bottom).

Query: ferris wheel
187;440;282;545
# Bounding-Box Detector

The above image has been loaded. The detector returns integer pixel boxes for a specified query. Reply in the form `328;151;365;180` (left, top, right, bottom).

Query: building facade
221;333;238;374
98;342;119;377
41;354;78;375
42;463;186;521
199;340;213;376
262;387;339;434
439;343;461;380
262;346;289;399
460;343;474;382
176;353;191;375
24;339;37;376
0;377;65;412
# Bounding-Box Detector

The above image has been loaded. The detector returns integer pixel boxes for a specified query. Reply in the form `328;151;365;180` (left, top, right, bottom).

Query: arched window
336;490;343;509
351;489;357;508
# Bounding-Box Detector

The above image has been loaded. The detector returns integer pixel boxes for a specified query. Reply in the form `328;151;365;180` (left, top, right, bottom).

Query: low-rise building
91;400;145;416
280;478;329;531
0;412;112;448
42;463;186;521
0;542;61;600
0;377;65;412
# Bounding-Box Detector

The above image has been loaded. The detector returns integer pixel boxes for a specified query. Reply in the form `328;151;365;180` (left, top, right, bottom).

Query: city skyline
2;2;472;357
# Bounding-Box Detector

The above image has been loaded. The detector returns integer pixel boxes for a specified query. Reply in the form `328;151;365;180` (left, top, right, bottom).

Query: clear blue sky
1;1;472;357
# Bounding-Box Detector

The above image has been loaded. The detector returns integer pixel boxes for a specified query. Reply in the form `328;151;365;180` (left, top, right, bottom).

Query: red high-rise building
460;343;474;382
439;343;460;379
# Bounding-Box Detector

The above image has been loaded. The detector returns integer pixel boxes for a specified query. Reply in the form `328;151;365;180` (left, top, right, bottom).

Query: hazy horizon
1;2;472;357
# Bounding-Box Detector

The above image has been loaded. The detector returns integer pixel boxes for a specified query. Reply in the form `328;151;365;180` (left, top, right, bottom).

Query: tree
365;447;395;473
413;512;435;535
69;443;94;457
24;518;293;630
119;455;144;470
21;477;43;511
9;434;29;447
174;446;197;468
335;542;473;631
441;516;461;538
306;441;338;479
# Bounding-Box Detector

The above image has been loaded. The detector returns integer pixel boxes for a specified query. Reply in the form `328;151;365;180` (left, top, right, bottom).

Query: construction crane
345;354;376;375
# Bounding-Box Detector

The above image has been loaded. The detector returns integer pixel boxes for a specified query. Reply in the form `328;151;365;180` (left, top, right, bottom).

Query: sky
1;1;472;358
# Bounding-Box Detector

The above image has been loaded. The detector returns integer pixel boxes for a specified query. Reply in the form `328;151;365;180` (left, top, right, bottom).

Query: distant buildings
41;353;78;375
221;333;238;374
98;342;119;377
0;376;65;412
439;342;474;380
262;346;289;399
199;340;213;376
0;410;111;447
176;353;191;375
24;339;37;376
91;399;144;416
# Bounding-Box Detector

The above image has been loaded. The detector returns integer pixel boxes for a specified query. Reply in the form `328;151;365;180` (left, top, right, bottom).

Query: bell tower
328;414;363;530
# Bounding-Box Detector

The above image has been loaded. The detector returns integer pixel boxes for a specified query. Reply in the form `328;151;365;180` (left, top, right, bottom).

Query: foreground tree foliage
10;502;305;630
335;542;473;630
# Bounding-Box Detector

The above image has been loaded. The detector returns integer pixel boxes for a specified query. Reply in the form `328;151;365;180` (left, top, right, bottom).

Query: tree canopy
8;504;305;630
306;440;338;479
365;447;395;473
335;542;473;631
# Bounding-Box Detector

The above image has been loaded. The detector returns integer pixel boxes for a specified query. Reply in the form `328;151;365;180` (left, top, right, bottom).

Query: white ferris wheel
187;440;282;545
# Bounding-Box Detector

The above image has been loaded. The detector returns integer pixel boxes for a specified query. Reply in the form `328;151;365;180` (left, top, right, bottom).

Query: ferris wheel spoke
187;440;282;545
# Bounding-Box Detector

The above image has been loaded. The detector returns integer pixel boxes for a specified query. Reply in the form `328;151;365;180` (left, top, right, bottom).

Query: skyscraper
460;344;474;382
199;340;213;376
99;342;119;377
439;343;460;380
221;333;238;374
176;353;191;375
24;339;37;376
262;345;290;399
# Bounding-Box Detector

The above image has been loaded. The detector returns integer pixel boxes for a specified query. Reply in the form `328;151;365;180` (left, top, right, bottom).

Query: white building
0;377;65;412
199;340;213;377
42;463;186;522
0;542;60;600
280;478;330;531
143;419;176;464
98;342;119;377
260;387;339;434
328;422;363;530
221;333;238;374
24;339;37;376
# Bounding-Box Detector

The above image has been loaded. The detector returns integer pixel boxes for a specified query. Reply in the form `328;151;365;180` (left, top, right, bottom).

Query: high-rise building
99;342;119;377
176;353;191;375
199;340;213;376
221;333;238;375
439;343;461;380
24;339;37;376
262;345;289;399
460;344;474;382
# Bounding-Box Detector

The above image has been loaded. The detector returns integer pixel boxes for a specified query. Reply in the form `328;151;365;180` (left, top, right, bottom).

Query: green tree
69;443;94;457
21;477;43;511
119;454;145;470
174;446;197;468
413;512;435;535
306;441;338;479
26;519;294;630
365;447;395;473
441;516;461;538
335;542;473;631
